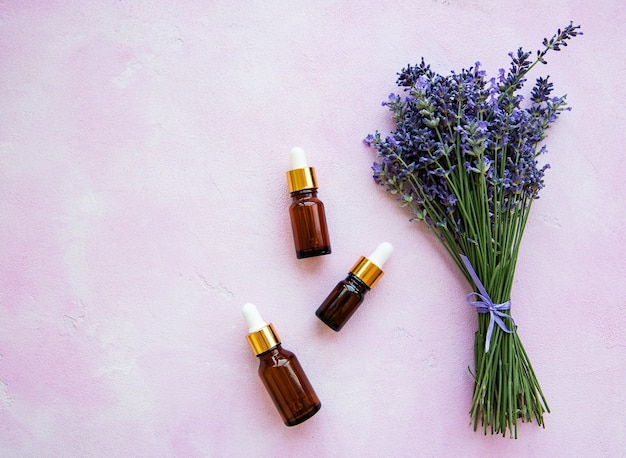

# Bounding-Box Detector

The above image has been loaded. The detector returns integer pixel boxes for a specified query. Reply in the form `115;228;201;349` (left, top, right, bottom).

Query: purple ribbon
460;255;516;353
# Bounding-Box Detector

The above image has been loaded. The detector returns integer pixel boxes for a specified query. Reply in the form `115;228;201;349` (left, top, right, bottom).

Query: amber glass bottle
315;273;369;332
316;242;393;331
242;303;321;426
286;147;331;259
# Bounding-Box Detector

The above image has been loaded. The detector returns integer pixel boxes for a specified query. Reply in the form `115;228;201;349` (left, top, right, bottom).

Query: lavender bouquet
365;23;582;438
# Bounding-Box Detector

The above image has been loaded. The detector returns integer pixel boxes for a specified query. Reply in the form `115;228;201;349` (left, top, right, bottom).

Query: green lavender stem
471;314;549;438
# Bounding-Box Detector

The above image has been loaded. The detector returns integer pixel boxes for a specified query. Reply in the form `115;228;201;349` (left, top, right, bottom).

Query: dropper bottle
242;303;322;426
286;147;331;259
315;242;393;331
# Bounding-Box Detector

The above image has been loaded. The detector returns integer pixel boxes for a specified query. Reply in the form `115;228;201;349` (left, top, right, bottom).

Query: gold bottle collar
350;256;384;289
246;323;281;355
286;167;318;193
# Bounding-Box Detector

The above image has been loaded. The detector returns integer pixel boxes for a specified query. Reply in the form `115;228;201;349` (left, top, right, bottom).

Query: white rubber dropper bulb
367;242;394;269
290;147;308;170
242;303;268;333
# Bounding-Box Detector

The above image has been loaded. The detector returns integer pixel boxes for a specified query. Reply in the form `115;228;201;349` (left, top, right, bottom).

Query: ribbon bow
460;255;516;353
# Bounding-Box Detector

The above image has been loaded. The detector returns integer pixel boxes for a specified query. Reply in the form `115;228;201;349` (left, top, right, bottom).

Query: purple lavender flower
365;27;581;438
368;23;581;236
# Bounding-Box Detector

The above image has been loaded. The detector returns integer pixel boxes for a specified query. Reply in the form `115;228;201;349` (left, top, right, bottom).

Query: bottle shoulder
258;345;295;365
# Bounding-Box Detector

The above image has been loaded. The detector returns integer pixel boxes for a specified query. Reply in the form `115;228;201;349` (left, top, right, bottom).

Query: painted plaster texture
1;1;625;456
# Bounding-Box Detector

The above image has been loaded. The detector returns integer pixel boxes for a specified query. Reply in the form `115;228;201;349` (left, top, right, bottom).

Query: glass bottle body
289;189;331;259
315;273;369;331
257;345;321;426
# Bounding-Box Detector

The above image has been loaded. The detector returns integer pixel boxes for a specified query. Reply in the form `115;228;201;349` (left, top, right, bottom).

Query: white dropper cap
367;242;394;269
242;303;267;333
242;303;281;354
290;147;308;170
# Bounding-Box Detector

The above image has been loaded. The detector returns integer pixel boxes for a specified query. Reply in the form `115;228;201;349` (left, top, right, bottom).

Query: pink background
1;1;625;456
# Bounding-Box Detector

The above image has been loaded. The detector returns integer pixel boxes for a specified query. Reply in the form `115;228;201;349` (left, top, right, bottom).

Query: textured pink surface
1;1;625;456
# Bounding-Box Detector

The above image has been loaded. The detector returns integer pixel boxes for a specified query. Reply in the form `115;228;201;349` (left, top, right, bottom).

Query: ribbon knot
460;255;516;353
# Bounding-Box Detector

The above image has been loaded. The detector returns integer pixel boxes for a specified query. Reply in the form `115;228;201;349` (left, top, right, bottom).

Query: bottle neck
347;272;370;291
256;344;282;358
290;188;317;199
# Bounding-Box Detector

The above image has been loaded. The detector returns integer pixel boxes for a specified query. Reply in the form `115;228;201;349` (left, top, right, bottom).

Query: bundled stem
366;22;581;438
